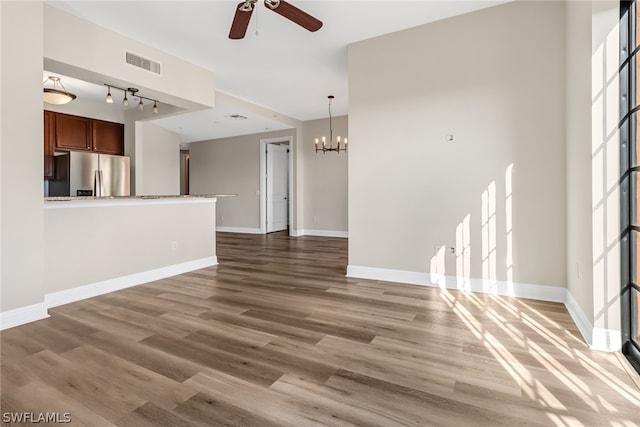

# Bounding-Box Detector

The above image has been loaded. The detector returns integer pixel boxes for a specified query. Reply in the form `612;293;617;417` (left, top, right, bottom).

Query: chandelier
315;95;347;153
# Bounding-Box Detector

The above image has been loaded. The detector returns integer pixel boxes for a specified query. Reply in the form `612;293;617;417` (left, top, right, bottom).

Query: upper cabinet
51;112;124;155
55;113;93;151
92;119;124;155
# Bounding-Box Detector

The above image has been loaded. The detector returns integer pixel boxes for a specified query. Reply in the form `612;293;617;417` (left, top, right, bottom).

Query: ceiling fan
229;0;323;40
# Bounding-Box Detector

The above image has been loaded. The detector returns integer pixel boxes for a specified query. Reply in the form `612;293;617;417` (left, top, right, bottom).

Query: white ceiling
45;0;510;142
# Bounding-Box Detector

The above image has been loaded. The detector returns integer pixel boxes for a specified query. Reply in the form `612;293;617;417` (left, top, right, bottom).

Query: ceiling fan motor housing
230;0;322;40
265;0;281;10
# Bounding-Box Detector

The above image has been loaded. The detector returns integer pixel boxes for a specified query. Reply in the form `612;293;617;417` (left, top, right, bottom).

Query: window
620;0;640;374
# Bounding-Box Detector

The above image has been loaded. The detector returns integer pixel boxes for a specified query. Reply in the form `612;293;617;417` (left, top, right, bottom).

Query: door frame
260;136;293;235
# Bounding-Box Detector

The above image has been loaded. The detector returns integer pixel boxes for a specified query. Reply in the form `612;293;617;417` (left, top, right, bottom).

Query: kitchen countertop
45;194;235;201
44;194;236;209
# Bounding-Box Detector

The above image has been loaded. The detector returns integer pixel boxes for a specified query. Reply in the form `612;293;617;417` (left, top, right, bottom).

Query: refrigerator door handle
94;170;103;197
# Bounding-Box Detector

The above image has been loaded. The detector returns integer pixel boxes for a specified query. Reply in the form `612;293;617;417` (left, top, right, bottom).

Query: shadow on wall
429;163;514;295
591;7;621;340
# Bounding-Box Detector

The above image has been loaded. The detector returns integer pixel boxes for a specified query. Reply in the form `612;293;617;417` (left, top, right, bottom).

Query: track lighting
103;84;159;114
43;76;77;105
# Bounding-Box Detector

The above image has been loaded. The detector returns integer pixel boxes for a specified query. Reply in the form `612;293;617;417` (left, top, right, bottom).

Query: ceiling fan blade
229;2;254;39
264;0;323;32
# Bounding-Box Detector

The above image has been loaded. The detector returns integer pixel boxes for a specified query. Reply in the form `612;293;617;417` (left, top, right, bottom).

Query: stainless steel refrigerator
49;151;130;197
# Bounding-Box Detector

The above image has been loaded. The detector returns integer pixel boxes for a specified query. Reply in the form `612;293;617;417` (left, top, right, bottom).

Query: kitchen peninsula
43;194;234;310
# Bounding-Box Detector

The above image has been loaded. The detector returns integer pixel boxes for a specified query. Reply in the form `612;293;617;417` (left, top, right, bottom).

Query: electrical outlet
313;216;318;223
171;241;178;251
220;215;224;222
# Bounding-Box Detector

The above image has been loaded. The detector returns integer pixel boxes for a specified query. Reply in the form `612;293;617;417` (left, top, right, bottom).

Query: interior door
266;144;288;233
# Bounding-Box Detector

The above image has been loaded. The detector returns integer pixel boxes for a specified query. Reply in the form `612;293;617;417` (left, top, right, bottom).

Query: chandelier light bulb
123;93;129;107
106;86;113;103
138;99;144;111
152;101;158;114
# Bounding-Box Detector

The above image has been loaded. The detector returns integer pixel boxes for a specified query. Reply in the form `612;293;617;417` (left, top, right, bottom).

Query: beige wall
1;1;45;312
348;1;567;288
590;0;622;337
44;201;215;294
190;129;296;230
302;115;348;233
566;1;595;324
564;0;622;348
135;122;181;195
124;105;184;195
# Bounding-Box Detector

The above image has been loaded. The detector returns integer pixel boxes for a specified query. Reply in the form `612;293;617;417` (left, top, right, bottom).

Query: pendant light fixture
103;84;159;114
105;85;114;103
42;76;77;105
315;95;347;154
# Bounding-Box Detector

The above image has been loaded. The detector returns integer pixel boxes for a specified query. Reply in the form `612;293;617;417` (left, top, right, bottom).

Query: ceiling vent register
125;51;161;75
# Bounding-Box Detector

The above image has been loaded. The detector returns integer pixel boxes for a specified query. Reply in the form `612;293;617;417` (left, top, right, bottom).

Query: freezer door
99;154;130;196
69;151;99;197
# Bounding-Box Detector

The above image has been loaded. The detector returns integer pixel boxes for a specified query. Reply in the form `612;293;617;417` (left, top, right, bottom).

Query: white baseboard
564;290;621;352
0;302;49;330
346;265;565;302
45;256;218;309
297;229;348;238
216;226;262;234
592;328;622;352
564;290;594;347
347;265;429;286
216;228;348;238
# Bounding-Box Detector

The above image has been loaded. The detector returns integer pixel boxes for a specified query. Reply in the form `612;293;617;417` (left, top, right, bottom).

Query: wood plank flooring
2;231;639;426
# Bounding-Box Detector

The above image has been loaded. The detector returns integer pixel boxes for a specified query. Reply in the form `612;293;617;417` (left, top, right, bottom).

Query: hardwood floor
2;231;639;426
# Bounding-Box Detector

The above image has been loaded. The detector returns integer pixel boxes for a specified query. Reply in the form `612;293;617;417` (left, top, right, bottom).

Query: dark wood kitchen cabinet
54;112;92;151
49;111;124;155
92;119;124;155
43;111;56;179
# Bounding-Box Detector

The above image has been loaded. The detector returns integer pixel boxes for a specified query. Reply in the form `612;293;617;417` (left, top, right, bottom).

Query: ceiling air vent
125;51;161;75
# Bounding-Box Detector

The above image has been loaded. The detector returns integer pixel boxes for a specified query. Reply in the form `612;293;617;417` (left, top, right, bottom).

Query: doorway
260;137;293;235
